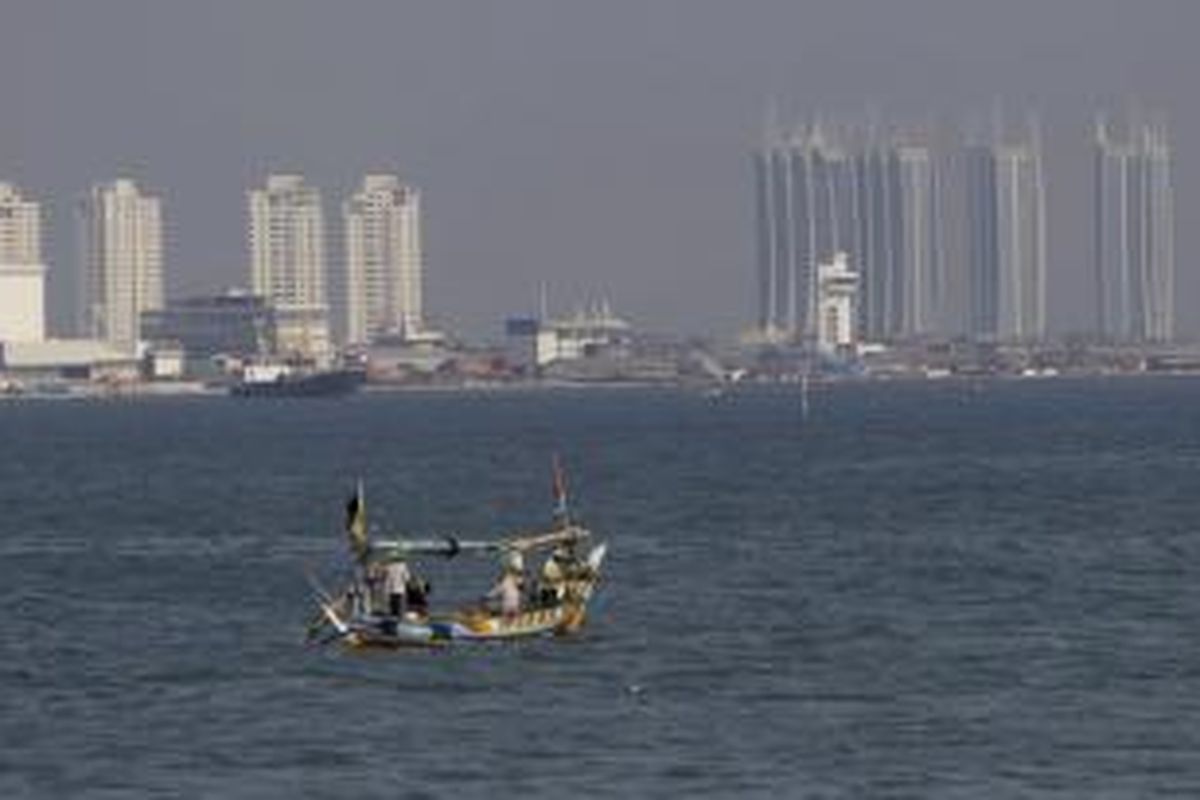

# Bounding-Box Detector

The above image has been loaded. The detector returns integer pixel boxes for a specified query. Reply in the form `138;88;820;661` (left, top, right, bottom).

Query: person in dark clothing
405;577;431;618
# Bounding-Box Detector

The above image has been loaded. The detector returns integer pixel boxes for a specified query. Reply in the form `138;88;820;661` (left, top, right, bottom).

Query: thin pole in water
800;370;810;423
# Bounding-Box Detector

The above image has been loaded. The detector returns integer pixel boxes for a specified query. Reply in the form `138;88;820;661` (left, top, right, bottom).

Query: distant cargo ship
230;363;365;398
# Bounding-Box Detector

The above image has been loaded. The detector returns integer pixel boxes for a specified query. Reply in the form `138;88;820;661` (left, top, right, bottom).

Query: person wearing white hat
486;550;525;617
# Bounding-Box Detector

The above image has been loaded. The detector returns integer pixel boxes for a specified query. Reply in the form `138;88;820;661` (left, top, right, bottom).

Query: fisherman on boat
486;550;525;617
404;574;431;619
538;543;573;606
384;557;412;617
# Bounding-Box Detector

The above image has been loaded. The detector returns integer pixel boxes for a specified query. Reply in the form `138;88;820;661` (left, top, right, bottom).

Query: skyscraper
753;122;856;341
343;174;424;345
78;179;163;349
965;126;1046;342
0;182;46;342
752;134;787;338
854;142;943;341
894;146;943;338
248;174;329;360
755;117;947;344
1093;115;1173;343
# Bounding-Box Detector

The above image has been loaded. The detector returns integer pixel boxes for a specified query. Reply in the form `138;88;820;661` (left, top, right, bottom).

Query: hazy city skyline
0;0;1195;340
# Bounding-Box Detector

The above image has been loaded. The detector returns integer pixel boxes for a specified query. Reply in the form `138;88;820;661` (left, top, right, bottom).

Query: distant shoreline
4;369;1200;404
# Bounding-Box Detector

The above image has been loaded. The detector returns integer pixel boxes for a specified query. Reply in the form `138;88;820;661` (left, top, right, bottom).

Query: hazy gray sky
1;0;1195;339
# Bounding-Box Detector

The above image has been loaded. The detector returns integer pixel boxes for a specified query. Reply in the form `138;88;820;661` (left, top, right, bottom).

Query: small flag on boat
346;480;369;560
552;455;569;521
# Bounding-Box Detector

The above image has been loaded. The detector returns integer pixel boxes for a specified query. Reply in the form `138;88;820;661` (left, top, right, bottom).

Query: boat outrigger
306;464;607;648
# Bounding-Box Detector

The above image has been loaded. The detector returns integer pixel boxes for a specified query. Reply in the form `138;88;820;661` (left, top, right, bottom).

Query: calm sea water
2;378;1200;798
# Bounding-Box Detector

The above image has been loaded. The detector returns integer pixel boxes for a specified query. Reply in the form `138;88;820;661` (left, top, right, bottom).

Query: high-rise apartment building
248;174;330;360
1093;115;1173;343
755;117;946;345
754;123;856;341
854;142;943;341
0;183;46;342
965;128;1046;342
343;174;424;345
78;179;163;349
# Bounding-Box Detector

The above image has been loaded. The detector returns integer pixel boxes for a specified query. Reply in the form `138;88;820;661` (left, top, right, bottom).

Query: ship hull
230;369;364;398
342;604;587;648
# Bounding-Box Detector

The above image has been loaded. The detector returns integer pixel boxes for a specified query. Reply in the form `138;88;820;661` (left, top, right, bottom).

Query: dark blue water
3;378;1200;798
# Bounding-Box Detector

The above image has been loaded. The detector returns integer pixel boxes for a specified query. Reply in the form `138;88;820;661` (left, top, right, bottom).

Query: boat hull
231;369;364;398
343;604;587;648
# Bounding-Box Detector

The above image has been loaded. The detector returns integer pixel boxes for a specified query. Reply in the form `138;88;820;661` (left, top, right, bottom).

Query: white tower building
343;174;424;345
248;174;330;360
816;251;860;351
0;183;46;342
78;179;163;349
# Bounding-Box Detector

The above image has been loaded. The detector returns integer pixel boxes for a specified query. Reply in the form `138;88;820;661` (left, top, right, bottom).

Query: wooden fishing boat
307;465;607;649
316;540;606;648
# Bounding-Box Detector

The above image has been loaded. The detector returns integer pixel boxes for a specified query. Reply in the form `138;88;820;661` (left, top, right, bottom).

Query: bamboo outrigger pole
368;525;590;562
